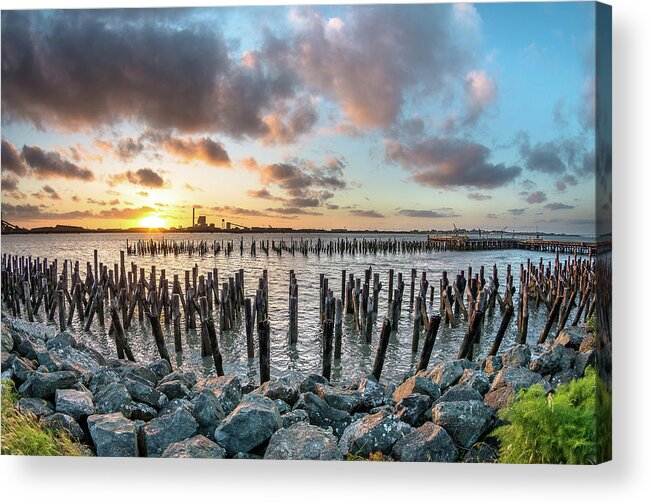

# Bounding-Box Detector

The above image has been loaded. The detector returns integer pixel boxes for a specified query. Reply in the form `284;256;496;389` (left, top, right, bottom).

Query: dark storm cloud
351;209;384;218
396;208;459;218
386;137;521;189
1;10;296;139
108;168;166;188
21;145;94;180
1;139;26;175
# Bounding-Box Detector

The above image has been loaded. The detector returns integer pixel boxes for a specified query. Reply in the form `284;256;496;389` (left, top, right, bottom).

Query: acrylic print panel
0;2;611;463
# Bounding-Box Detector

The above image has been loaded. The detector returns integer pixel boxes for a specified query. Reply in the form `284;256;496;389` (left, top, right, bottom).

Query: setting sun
140;213;167;229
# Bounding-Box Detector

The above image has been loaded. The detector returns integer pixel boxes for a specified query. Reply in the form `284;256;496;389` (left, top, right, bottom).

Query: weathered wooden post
258;318;271;384
245;297;254;359
57;289;66;332
110;298;135;361
172;293;182;352
488;303;514;356
417;315;441;372
412;295;422;353
372;318;392;381
323;318;334;381
334;298;343;360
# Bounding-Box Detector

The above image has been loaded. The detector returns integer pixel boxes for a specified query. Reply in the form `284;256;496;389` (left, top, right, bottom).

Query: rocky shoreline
0;313;595;461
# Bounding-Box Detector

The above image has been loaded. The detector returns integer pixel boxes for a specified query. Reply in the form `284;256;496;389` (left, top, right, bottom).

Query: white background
0;0;649;502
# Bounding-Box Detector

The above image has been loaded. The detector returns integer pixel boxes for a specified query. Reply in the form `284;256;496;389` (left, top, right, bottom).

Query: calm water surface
1;232;585;385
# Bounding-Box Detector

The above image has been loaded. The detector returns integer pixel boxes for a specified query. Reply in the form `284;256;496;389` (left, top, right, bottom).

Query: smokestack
192;207;195;228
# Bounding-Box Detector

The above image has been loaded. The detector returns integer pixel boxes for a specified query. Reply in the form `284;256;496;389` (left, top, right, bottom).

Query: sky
0;2;601;233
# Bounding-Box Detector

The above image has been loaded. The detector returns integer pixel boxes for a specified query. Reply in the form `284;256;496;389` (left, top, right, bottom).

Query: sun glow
140;213;167;229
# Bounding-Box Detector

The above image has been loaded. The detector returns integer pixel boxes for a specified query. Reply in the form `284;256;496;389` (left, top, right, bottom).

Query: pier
427;235;608;255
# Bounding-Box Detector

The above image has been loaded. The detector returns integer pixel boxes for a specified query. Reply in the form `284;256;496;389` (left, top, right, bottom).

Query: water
1;232;580;386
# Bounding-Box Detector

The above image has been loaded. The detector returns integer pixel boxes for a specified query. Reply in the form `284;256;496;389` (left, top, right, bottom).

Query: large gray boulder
293;392;351;438
281;409;310;428
491;366;548;394
434;383;483;405
214;393;281;456
393;393;432;427
555;326;587;350
195;375;241;415
156;380;191;400
315;383;366;413
112;361;158;386
392;376;441;403
161;435;225;459
423;361;465;391
41;412;85;442
483;355;502;377
18;371;77;399
1;328;14;353
88;413;138;457
17;397;54;418
530;344;572;376
124;377;168;410
574;350;595;376
483;385;517;410
192;388;226;428
12;356;36;383
501;345;531;368
55;389;95;420
357;377;386;409
432;400;495;449
148;359;172;381
458;369;491;396
298;373;330;394
264;422;343;460
254;377;299;406
391;422;458;462
140;408;198;457
94;382;132;415
338;411;412;457
125;402;157;421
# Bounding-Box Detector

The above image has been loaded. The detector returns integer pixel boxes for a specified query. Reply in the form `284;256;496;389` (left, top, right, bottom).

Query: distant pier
427;235;608;255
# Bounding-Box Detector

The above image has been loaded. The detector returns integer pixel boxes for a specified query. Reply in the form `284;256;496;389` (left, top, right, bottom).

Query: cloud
1;203;93;221
579;75;596;130
261;96;318;145
396;208;459;218
462;70;497;126
508;208;525;216
386;136;521;189
161;136;231;167
1;139;27;175
553;98;568;128
98;206;156;219
517;133;591;176
114;137;145;161
108;168;166;188
32;184;61;200
1;175;19;191
467;192;492;201
525;191;547;204
544;202;574;210
247;188;282;200
184;183;201;192
20;145;94;180
211;205;267;217
486;212;498;219
268;207;322;216
351;209;384;218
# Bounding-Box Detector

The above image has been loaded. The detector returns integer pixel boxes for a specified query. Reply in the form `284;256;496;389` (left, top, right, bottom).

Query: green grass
1;379;90;456
493;368;598;464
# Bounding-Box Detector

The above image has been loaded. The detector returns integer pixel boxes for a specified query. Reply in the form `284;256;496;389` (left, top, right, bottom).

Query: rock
214;394;281;456
1;328;14;352
156;380;191;400
158;398;193;416
579;333;596;353
274;399;291;415
555;326;587;350
298;373;330;394
392;376;441;403
432;400;495;449
18;371;78;399
281;409;310;428
491;366;549;394
293;392;351;438
35;348;62;372
159;370;197;389
391;422;458;462
483;385;517;410
11;318;55;342
574;350;595;376
463;442;499;463
13;334;39;360
56;347;102;379
112;361;158;386
148;359;172;381
530;344;572;376
195;375;241;415
434;383;483;405
88;413;139;457
161;435;225;459
94;382;132;415
315;383;366;413
45;331;77;351
124;377;168;409
1;351;15;372
233;452;262;460
339;411;412;457
424;361;465;391
140;408;198;457
192;389;225;428
55;389;94;420
254;377;299;406
41;412;85;442
125;402;158;421
483;355;502;377
18;397;54;417
12;356;37;383
357;377;386;409
550;369;578;389
458;369;490;396
264;422;343;460
501;345;531;368
393;394;432;427
88;368;122;395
